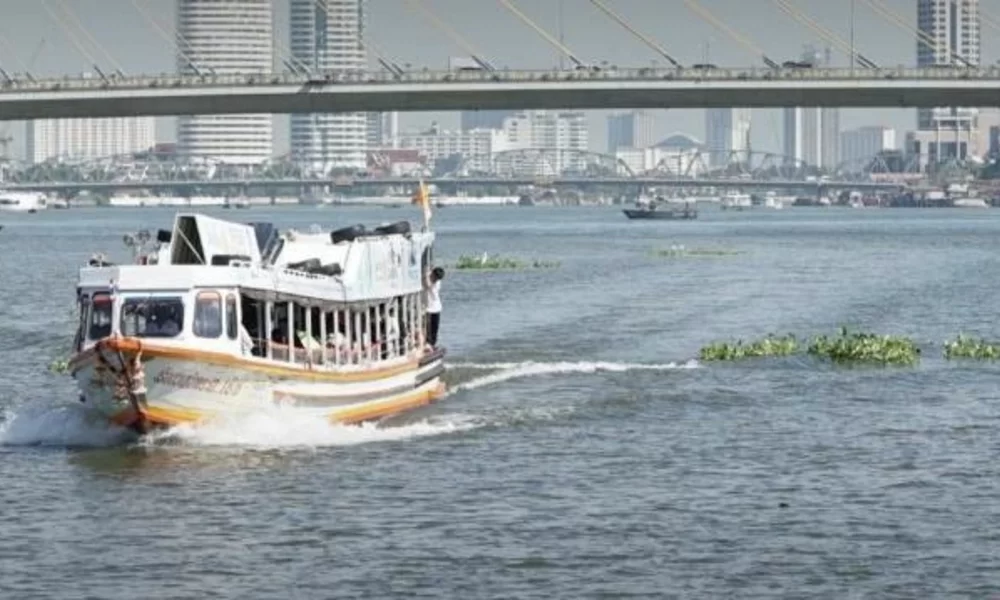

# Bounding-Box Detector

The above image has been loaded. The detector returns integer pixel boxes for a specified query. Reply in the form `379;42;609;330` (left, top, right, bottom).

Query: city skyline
2;0;1000;160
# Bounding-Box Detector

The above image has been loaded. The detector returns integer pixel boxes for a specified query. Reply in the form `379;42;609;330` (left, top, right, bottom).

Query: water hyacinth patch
943;334;1000;360
699;334;798;361
453;253;559;270
652;245;741;259
806;328;919;366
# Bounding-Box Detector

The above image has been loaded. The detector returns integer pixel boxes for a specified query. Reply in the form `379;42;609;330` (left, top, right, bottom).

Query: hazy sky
2;0;998;158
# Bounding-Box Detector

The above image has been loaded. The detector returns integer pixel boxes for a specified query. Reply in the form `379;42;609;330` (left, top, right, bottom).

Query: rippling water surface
2;205;1000;598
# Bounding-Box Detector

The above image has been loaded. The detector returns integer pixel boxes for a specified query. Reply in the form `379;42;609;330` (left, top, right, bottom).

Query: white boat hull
71;338;447;430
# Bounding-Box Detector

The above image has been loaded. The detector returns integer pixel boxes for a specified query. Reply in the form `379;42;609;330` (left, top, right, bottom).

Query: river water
1;205;999;598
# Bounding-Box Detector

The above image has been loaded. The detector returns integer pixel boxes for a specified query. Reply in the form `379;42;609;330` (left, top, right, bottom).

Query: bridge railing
4;65;1000;94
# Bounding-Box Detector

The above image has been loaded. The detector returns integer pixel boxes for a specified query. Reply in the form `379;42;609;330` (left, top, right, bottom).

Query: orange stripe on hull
331;382;448;425
108;382;448;431
72;336;424;383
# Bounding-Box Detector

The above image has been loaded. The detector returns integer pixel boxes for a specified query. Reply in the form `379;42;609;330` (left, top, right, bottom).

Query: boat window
88;293;113;339
74;294;90;350
120;297;184;338
194;292;223;339
226;294;238;340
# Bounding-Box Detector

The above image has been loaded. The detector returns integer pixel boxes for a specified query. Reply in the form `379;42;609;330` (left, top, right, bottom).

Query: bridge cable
975;7;1000;37
54;0;125;74
39;0;105;75
403;0;495;71
587;0;681;68
772;0;878;68
496;0;587;69
0;28;32;80
128;0;206;75
681;0;779;69
860;0;972;67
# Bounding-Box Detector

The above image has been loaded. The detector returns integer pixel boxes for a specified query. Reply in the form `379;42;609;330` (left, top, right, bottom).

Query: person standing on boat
425;266;444;349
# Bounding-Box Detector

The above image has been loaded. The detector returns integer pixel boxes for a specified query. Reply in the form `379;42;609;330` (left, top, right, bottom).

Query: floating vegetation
453;253;559;270
807;328;919;366
943;334;1000;360
652;245;741;259
699;334;798;361
48;358;70;374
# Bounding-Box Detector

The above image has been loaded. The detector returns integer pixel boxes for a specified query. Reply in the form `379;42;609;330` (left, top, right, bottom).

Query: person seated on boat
424;266;444;349
385;303;401;358
149;305;181;337
325;330;349;362
296;330;323;362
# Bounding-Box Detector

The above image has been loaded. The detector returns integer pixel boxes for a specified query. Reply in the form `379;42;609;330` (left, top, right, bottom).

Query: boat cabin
75;213;435;370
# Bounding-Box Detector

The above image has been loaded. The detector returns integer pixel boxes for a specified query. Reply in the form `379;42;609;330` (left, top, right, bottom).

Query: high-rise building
783;47;839;170
175;0;273;165
367;112;399;149
606;111;655;154
840;126;897;166
461;110;515;131
705;108;751;166
27;117;155;163
503;111;589;175
912;0;981;166
290;0;368;172
398;124;509;173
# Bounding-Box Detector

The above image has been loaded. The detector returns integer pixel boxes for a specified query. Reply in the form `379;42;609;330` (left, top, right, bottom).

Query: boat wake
0;360;694;449
140;408;479;449
0;403;478;450
449;359;699;392
0;404;129;448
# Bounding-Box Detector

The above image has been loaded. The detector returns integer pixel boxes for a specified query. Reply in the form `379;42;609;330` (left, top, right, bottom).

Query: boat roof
79;213;433;304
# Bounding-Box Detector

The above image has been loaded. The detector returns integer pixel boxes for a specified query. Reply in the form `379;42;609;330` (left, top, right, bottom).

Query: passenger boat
67;212;446;434
623;196;697;220
0;191;47;213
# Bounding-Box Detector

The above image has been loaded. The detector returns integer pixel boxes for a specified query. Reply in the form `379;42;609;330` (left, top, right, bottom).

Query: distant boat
0;192;47;213
720;192;752;210
623;197;697;220
223;197;250;209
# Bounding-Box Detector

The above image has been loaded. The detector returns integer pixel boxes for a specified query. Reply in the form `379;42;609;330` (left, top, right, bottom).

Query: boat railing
265;334;419;369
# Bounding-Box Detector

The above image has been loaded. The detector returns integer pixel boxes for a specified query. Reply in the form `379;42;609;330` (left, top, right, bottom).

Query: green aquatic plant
807;327;919;366
530;259;561;269
699;334;798;361
943;334;1000;360
453;253;559;271
48;358;70;374
652;245;741;259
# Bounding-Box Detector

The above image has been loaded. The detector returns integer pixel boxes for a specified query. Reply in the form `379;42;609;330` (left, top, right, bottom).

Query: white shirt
239;324;254;355
426;280;442;314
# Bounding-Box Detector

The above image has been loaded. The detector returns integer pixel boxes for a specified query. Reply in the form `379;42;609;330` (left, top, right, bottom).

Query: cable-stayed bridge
0;0;991;186
0;66;998;120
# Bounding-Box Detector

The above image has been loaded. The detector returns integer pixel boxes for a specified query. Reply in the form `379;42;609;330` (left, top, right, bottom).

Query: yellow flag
411;180;432;227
